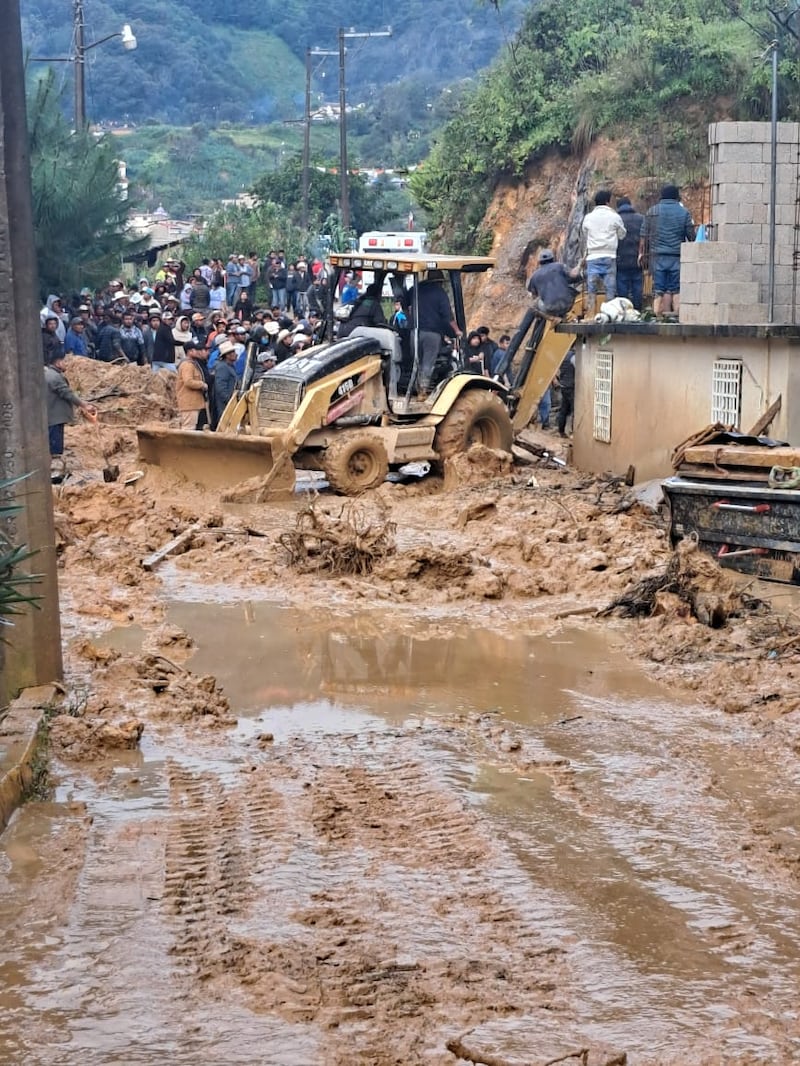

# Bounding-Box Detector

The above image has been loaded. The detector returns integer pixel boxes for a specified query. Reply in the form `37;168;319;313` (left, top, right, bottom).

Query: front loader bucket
136;425;296;498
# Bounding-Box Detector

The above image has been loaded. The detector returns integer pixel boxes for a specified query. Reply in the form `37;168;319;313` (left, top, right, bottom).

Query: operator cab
328;251;496;415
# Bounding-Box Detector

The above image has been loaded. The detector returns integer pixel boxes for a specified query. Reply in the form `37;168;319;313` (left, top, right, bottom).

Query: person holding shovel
44;351;97;459
176;342;210;430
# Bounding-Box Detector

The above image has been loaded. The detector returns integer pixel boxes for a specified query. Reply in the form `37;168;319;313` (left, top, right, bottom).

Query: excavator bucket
136;425;297;498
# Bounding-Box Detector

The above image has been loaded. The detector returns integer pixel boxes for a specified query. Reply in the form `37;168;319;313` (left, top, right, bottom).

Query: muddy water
2;602;800;1064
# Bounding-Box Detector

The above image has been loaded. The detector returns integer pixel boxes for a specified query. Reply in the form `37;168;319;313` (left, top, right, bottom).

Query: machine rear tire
323;434;390;495
434;389;513;462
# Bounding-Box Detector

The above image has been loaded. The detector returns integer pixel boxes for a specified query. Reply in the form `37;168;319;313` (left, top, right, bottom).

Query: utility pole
0;0;63;704
337;26;391;230
74;0;86;129
31;5;136;130
303;46;337;233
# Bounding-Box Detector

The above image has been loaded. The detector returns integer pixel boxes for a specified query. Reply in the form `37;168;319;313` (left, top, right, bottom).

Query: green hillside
21;0;528;124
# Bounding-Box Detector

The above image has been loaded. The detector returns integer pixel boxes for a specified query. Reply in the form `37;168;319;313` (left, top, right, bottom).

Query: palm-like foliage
27;71;148;297
0;478;41;634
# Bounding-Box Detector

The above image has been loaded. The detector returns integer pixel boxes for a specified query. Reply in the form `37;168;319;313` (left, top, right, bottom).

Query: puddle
3;601;800;1062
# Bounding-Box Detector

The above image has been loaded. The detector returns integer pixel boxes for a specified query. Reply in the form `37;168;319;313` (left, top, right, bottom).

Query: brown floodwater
1;600;799;1063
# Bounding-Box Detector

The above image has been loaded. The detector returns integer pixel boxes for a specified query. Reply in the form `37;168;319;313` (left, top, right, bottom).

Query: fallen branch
445;1038;523;1066
279;501;395;575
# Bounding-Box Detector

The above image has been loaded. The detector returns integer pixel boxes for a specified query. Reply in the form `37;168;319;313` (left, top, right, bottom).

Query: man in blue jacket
640;184;695;318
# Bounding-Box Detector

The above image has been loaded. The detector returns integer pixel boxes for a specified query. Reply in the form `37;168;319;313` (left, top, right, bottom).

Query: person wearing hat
64;316;90;358
413;269;461;396
44;350;97;459
190;311;209;349
275;328;295;363
77;303;98;356
526;249;582;318
152;311;177;372
211;340;239;427
176;340;210;430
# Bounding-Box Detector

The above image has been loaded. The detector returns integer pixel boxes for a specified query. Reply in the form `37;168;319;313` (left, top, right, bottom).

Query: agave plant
0;477;41;634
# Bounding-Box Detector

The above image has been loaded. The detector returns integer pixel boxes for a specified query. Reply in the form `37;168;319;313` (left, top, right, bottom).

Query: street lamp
30;0;137;129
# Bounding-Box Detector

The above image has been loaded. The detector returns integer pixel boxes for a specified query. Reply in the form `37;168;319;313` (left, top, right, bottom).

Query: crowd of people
41;235;595;460
39;251;341;455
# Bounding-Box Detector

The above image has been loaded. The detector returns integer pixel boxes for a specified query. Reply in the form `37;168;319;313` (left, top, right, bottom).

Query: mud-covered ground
2;359;800;1065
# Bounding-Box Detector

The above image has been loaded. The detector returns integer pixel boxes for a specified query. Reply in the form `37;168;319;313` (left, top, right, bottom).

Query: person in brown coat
176;344;209;430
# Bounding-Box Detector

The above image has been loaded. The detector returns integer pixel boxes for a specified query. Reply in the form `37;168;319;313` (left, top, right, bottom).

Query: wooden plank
747;394;782;437
141;523;202;571
676;463;771;482
682;445;800;469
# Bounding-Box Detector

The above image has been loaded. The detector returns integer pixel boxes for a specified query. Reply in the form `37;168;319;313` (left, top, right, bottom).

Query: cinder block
752;202;768;223
725;303;769;325
777;204;797;226
681;241;738;264
749;163;768;183
713;121;740;143
710;281;761;303
679;304;713;325
777;122;800;144
750;243;768;265
736;122;770;144
739;184;769;206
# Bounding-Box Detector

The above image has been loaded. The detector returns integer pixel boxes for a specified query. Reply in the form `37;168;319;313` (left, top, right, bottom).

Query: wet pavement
1;602;800;1063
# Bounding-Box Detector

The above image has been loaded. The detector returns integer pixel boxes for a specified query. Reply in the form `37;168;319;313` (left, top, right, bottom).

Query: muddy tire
323;434;390;495
434;389;513;462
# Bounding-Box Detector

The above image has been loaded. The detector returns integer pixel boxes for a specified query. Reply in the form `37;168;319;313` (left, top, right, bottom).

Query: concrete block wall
704;121;800;324
680;241;768;325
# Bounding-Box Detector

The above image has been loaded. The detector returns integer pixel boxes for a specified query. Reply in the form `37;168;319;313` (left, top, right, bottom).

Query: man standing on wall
615;196;645;311
581;190;626;306
639;184;695;318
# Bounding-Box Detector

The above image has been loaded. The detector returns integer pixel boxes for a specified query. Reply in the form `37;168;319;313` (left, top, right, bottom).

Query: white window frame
593;349;613;443
711;358;742;427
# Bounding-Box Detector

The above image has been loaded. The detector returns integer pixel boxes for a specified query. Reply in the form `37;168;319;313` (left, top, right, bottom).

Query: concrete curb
0;684;56;833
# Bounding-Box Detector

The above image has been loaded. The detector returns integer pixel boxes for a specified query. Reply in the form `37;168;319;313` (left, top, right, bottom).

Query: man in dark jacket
412;270;461;395
556;348;576;438
42;314;64;364
615;197;645;310
96;313;124;362
152;311;177;371
640;184;695;317
337;283;387;338
44;351;96;458
119;310;145;364
527;250;581;317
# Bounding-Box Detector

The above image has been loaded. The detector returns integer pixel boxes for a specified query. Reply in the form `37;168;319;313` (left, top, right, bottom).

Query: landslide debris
599;538;746;628
279;500;397;575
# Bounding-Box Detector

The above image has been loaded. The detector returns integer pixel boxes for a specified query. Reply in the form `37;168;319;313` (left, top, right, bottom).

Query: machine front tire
434;389;513;462
323;434;390;495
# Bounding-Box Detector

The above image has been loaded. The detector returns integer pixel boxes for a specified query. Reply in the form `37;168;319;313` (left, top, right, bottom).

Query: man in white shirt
581;190;626;301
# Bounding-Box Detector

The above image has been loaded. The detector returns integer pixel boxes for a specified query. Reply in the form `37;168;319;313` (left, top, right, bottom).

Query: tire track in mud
162;740;572;1066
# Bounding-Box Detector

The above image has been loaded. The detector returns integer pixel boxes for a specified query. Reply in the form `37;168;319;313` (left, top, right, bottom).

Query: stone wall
679;121;800;326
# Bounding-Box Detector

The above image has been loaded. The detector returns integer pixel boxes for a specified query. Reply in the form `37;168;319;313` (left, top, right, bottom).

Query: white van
357;232;429;297
358;231;429;255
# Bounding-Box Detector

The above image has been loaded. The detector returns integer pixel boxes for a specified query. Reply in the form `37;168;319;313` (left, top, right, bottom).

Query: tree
251;153;389;234
28;72;147;297
181;201;306;268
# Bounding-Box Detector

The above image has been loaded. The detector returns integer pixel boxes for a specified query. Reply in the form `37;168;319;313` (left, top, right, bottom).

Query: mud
4;360;800;1063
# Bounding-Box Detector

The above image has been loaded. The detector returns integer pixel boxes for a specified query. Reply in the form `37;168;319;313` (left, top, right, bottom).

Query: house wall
572;332;800;481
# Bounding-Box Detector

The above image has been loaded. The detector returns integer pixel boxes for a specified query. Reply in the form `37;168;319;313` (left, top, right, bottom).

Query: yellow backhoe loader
137;252;576;497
